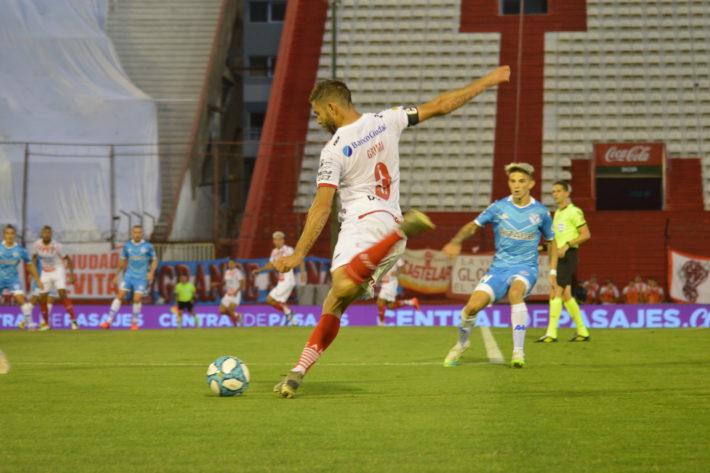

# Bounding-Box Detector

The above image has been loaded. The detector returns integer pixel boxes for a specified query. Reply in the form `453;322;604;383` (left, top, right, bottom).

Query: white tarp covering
0;0;159;242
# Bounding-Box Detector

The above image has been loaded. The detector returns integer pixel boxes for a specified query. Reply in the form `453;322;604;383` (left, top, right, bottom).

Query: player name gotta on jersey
316;107;414;223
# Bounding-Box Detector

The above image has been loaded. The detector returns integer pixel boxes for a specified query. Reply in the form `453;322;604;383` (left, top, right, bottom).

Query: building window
249;1;287;23
249;1;268;22
271;1;286;21
500;0;547;15
248;111;266;139
248;56;277;77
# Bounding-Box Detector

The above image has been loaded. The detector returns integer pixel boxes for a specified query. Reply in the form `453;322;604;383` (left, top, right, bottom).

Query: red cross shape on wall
460;1;587;199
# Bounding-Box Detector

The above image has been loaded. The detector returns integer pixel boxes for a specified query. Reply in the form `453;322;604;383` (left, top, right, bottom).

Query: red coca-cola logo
603;145;651;163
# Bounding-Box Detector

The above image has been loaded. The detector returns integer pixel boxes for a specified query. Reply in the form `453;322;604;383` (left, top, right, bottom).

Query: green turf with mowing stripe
0;327;707;472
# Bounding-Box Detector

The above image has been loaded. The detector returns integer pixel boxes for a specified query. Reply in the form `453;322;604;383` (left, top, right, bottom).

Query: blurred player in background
644;278;665;303
582;276;600;304
272;66;510;397
538;181;591;343
220;259;245;326
101;225;157;330
1;224;42;331
32;225;78;331
375;259;419;326
443;163;557;368
623;275;647;304
599;279;620;304
174;273;197;328
251;231;304;324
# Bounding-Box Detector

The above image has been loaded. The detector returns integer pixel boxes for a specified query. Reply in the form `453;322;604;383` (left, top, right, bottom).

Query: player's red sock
377;304;386;323
345;231;403;284
271;301;285;312
40;302;49;324
63;299;76;322
293;314;340;373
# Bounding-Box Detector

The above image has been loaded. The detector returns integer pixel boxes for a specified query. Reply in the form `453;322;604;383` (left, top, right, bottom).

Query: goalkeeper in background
537;180;591;343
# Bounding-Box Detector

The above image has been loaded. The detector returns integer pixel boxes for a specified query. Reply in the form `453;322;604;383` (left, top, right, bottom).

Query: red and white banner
399;249;452;294
668;248;710;303
448;254;551;299
594;142;665;167
63;243;122;299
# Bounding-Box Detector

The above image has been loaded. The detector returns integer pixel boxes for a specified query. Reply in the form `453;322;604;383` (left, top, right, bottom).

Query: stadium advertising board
2;304;707;330
449;254;551;299
593;142;665;176
669;248;710;303
399;249;452;294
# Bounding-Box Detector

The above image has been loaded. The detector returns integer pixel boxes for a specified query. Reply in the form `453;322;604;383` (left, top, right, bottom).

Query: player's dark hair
4;224;16;232
41;225;52;231
309;79;352;105
554;180;572;192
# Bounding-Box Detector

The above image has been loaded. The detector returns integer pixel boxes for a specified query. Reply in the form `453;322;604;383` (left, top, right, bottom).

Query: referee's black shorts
557;248;578;288
177;300;194;312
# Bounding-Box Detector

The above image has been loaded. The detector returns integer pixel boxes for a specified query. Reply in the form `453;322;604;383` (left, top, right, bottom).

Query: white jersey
224;268;244;296
270;245;295;282
32;239;64;273
316;107;415;224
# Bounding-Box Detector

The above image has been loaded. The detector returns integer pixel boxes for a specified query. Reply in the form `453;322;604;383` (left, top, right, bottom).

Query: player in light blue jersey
0;224;43;330
442;163;559;368
101;225;157;330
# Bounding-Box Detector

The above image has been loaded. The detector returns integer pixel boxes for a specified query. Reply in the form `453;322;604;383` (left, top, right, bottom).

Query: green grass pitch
1;325;708;472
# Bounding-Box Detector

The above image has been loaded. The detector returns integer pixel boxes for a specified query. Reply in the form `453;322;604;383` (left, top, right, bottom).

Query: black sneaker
535;335;558;343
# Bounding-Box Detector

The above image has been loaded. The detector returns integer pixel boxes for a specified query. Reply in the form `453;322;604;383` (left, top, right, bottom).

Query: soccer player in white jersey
220;259;245;326
251;231;304;324
32;225;79;331
376;258;419;326
1;224;42;331
272;66;510;397
442;163;558;368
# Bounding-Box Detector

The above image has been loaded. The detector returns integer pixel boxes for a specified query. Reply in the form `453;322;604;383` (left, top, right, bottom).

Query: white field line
480;326;505;364
11;360;489;368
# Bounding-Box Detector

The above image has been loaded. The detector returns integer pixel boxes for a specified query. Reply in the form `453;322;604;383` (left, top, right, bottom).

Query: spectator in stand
599;279;619;304
644;278;665;304
623;275;647;304
582;276;600;304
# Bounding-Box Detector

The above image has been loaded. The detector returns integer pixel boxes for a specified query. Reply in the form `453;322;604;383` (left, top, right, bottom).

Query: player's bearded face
312;102;338;134
3;228;14;244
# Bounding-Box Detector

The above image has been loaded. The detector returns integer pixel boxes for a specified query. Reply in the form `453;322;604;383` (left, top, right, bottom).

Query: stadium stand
106;0;225;238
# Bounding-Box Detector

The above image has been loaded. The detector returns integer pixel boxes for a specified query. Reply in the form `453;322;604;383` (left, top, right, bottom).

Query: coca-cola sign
594;142;665;167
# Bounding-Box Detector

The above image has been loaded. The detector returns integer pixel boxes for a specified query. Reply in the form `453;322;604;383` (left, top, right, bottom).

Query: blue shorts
475;265;538;304
0;277;24;295
121;276;148;294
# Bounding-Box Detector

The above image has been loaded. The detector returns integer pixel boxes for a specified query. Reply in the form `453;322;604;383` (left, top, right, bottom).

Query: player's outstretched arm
251;262;274;274
442;221;480;257
273;186;336;273
26;261;43;291
416;66;510;123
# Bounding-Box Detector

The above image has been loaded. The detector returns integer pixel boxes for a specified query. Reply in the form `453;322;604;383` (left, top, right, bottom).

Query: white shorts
332;211;406;289
40;269;66;293
268;277;296;303
220;292;242;308
378;276;399;302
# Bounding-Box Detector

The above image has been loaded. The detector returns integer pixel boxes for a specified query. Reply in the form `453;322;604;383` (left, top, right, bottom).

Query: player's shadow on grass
297;381;367;397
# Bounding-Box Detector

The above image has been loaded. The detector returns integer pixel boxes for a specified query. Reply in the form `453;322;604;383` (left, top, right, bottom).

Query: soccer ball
206;355;250;397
